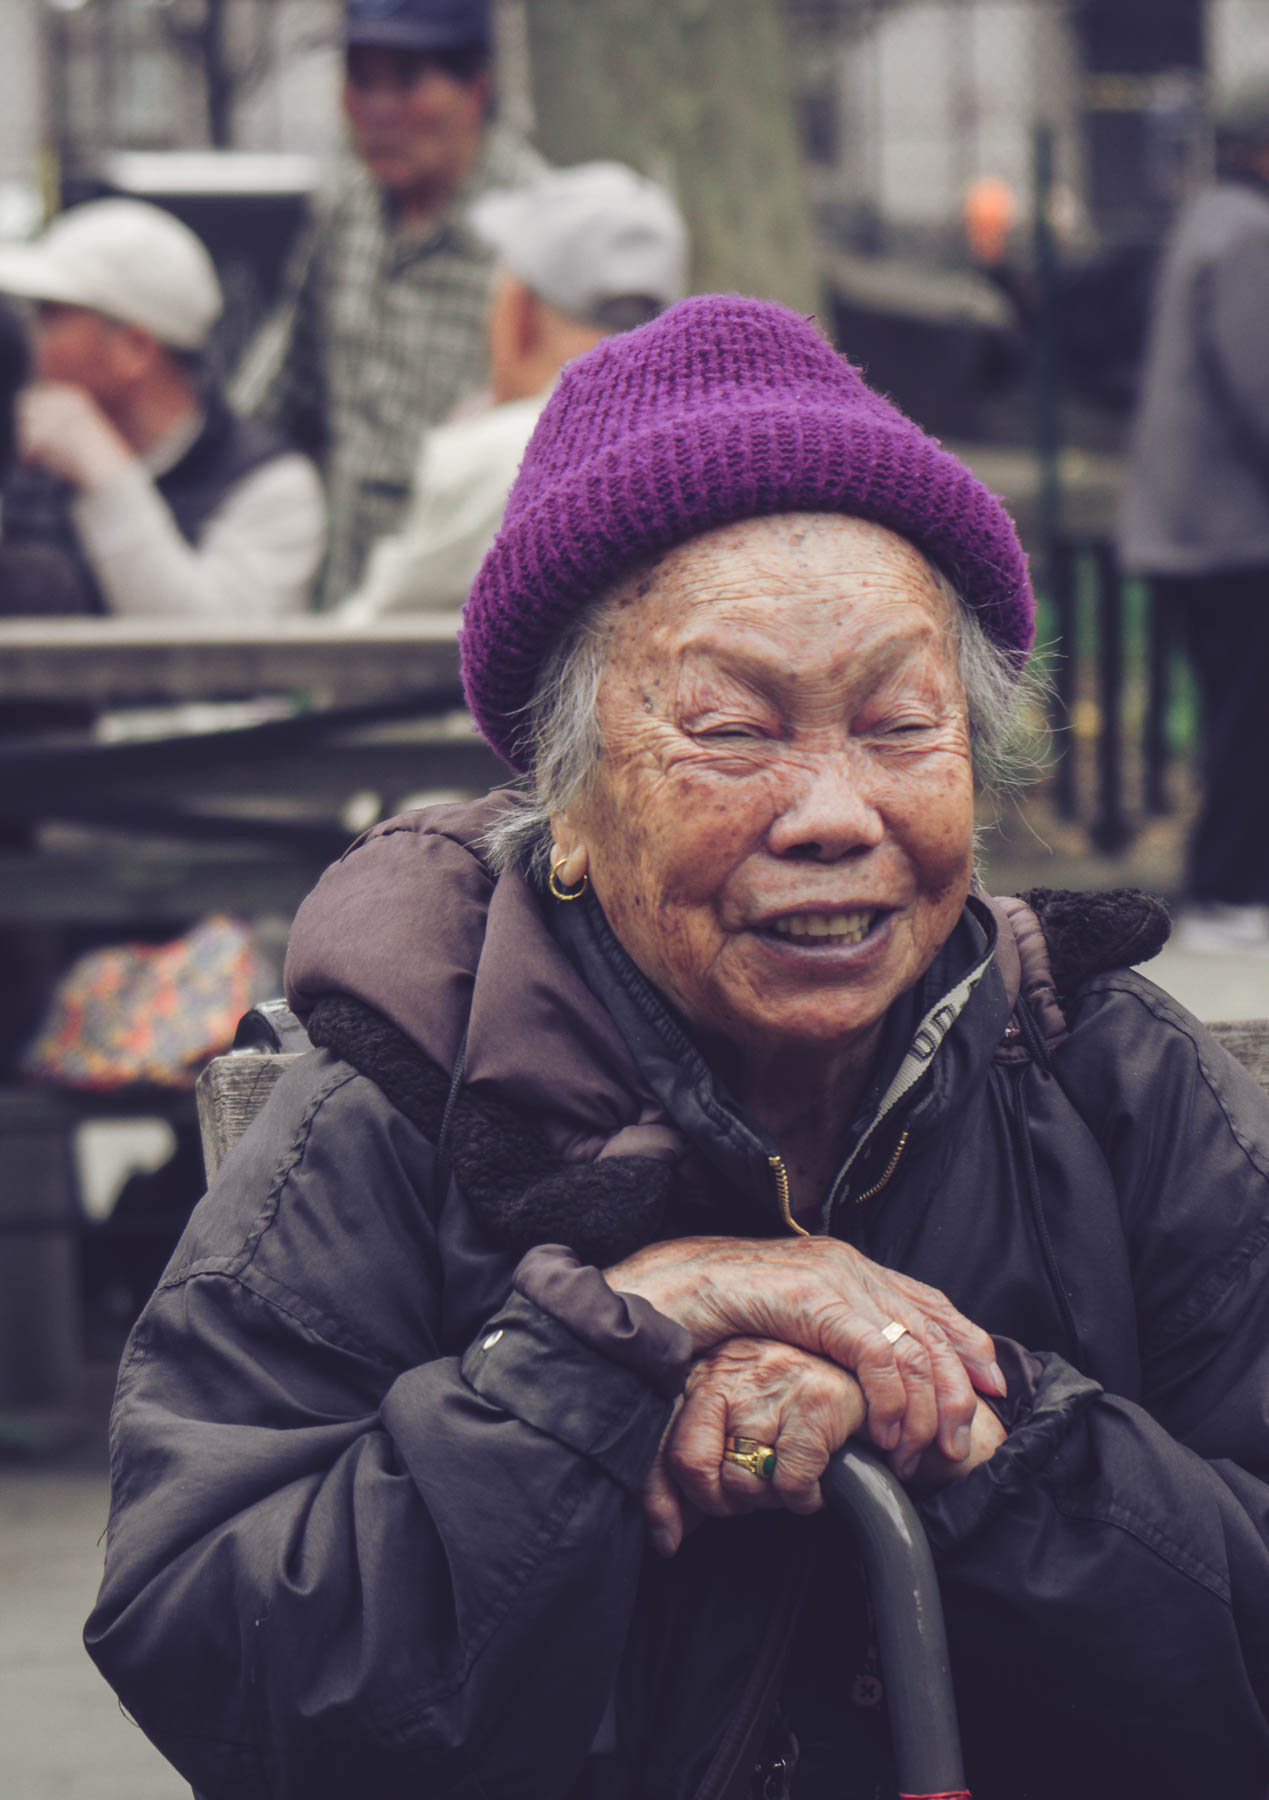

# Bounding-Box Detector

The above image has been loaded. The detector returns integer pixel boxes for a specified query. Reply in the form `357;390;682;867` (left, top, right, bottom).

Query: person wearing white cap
0;198;325;619
338;162;688;620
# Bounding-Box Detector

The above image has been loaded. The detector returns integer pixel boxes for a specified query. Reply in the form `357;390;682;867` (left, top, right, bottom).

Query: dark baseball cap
343;0;492;55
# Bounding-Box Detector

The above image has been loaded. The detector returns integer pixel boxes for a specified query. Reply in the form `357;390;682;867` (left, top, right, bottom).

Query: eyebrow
674;613;942;694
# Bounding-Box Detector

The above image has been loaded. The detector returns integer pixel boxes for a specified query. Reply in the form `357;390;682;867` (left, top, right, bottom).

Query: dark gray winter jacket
84;794;1269;1800
1120;174;1269;575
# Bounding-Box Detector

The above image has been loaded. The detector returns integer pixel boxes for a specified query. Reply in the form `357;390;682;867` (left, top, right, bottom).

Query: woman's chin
718;915;933;1053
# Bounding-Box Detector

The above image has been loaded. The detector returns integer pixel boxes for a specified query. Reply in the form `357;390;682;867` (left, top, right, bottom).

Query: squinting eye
694;722;764;741
875;717;933;737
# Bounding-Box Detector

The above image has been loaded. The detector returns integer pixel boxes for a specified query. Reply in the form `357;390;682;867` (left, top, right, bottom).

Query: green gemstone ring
723;1435;777;1480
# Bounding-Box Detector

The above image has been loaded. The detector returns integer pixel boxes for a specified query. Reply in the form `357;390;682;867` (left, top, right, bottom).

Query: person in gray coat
1120;78;1269;951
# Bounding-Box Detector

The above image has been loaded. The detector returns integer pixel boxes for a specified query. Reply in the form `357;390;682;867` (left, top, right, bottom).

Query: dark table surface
0;614;507;924
0;613;467;705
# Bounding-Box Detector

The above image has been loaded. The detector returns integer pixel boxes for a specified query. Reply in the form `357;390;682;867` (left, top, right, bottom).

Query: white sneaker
1174;902;1269;954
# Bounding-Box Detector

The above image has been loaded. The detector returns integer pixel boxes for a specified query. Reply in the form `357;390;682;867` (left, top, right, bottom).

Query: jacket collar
553;887;1013;1226
287;793;1015;1229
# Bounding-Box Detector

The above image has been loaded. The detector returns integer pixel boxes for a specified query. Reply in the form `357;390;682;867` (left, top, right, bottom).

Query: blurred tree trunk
159;0;274;148
520;0;823;316
202;0;236;147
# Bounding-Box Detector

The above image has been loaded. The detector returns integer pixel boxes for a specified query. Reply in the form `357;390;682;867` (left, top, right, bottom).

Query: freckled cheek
903;765;976;887
648;770;776;904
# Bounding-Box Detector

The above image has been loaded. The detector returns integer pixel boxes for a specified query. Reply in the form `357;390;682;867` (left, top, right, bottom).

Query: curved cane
821;1444;970;1800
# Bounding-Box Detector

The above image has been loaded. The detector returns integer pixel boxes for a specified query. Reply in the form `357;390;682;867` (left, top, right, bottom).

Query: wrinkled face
343;47;487;205
554;514;976;1072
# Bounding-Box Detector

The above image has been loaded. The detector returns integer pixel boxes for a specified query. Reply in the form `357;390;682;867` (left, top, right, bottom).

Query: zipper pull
853;1130;910;1207
769;1154;811;1237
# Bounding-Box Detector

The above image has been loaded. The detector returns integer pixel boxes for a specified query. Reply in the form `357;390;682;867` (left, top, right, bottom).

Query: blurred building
2;4;1266;256
784;0;1267;257
0;1;349;375
777;1;1269;443
29;0;343;177
1;1;1267;432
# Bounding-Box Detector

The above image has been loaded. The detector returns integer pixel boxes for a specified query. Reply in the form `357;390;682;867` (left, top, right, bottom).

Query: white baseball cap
469;162;688;328
0;198;223;350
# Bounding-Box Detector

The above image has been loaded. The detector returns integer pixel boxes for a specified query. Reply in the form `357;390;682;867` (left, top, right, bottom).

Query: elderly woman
86;297;1269;1800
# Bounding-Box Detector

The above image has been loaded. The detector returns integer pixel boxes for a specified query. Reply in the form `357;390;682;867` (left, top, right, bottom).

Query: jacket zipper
768;1155;810;1237
852;1129;909;1206
770;1128;910;1237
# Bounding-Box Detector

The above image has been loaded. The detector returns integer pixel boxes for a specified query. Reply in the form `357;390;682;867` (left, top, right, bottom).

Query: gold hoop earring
549;855;589;902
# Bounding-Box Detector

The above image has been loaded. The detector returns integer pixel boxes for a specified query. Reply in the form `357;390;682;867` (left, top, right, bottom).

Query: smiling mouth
765;909;879;944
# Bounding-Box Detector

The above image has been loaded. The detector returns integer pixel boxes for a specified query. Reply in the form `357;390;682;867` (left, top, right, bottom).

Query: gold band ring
880;1319;911;1346
722;1434;777;1479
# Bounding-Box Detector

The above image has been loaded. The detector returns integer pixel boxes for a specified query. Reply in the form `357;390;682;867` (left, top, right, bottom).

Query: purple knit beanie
461;293;1034;770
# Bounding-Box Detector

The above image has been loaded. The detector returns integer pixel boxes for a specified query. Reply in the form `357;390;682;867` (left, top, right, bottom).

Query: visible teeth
769;911;874;943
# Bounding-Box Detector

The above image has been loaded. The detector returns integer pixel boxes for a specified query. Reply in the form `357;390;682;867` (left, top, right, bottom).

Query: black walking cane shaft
821;1445;969;1799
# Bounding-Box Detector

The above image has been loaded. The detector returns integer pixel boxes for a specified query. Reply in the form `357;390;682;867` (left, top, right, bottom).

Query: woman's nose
765;752;886;862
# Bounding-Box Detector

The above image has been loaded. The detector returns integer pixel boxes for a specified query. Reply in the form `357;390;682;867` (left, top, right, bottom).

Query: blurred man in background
1120;78;1269;952
339;162;689;619
233;0;543;605
0;198;325;619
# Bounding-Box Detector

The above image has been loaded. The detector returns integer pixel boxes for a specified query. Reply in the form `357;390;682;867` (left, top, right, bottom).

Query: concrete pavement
1129;938;1269;1021
0;1364;187;1799
978;786;1269;1022
0;1465;188;1799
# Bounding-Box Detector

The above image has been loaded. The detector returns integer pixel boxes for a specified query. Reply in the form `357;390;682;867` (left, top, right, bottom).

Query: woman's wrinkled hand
607;1235;1004;1477
904;1398;1007;1494
643;1337;867;1556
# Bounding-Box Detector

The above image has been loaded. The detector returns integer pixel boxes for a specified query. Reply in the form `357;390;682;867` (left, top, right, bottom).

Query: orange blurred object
964;175;1017;264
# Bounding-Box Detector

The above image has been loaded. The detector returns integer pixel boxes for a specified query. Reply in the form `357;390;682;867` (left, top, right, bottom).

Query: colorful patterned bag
21;915;267;1091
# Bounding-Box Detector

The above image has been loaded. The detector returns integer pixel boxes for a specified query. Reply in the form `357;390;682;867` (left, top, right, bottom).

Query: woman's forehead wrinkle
670;652;768;723
599;514;964;724
671;602;948;701
629;519;945;614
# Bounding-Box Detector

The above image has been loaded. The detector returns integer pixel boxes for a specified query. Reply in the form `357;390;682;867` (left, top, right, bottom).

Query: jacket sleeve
83;1058;687;1800
338;407;530;620
918;974;1269;1795
1198;224;1269;465
70;453;326;619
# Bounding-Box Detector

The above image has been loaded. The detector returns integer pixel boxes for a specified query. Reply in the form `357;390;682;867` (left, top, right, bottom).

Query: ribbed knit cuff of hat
460;292;1034;772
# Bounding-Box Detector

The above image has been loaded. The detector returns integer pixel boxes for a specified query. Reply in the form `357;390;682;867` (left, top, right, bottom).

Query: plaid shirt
232;130;544;604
